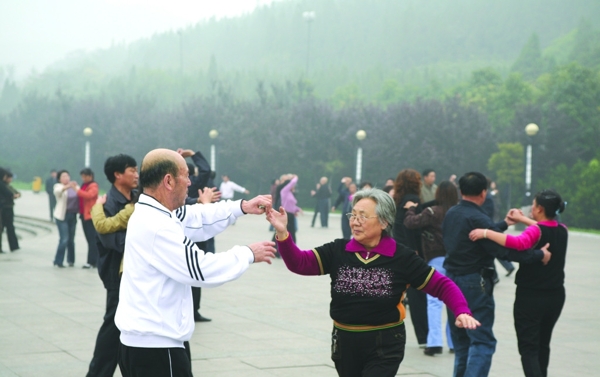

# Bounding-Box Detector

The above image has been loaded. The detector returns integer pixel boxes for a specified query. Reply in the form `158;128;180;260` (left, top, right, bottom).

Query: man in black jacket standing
86;154;138;377
310;176;332;228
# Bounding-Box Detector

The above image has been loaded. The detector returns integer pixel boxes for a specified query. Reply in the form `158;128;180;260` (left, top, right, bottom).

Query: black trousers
81;218;99;266
311;198;330;227
86;287;120;377
286;212;296;242
514;286;565;377
1;207;19;251
341;214;351;239
119;344;193;377
406;287;428;345
331;324;406;377
48;193;56;221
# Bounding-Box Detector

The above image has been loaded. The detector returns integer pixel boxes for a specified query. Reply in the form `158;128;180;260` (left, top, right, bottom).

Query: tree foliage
539;157;600;229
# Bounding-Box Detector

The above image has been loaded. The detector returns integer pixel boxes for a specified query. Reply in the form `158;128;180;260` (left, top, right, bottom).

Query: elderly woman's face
350;198;386;247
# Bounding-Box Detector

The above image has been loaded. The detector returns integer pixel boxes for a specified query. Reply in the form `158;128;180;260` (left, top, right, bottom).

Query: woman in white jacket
53;170;79;267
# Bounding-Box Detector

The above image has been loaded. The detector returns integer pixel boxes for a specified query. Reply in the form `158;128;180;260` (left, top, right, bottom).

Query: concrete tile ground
1;190;598;376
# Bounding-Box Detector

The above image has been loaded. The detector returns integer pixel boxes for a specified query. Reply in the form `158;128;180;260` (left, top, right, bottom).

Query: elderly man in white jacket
115;148;275;377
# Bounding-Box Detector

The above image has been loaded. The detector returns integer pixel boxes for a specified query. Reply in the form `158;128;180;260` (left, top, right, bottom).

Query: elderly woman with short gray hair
266;188;480;377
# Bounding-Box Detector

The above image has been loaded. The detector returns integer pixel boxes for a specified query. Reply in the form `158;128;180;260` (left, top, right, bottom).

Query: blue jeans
447;271;496;377
54;212;77;266
427;257;453;349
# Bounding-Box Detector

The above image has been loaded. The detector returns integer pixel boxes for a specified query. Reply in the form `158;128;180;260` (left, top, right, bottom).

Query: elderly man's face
174;161;191;207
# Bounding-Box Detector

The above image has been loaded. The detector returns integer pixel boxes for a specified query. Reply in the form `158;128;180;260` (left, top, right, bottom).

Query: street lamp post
209;129;219;172
355;130;367;185
302;11;315;76
524;123;539;199
83;127;93;167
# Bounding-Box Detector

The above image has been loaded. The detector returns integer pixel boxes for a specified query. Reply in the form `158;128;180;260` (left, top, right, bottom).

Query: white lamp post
83;127;93;167
302;11;315;76
209;129;219;172
355;130;367;184
524;123;539;198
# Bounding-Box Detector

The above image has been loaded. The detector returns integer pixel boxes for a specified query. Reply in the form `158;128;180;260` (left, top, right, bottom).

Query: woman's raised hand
266;207;288;234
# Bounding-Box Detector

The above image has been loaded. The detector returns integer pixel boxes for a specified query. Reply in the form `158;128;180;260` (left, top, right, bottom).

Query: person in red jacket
77;168;99;268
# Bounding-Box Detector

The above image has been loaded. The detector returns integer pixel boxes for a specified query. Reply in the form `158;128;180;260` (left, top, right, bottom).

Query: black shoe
68;263;74;267
194;313;212;322
54;263;65;268
506;269;515;277
10;248;19;252
449;348;455;354
424;347;443;356
82;264;92;269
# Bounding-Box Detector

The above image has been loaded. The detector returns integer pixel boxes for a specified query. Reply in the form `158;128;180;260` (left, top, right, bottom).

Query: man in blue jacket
86;154;138;377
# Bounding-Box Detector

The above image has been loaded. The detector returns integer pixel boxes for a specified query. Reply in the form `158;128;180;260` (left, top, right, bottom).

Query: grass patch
9;180;36;191
570;227;600;235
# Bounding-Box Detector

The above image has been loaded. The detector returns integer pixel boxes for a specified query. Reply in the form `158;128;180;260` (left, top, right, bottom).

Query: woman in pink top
279;174;302;242
469;189;567;377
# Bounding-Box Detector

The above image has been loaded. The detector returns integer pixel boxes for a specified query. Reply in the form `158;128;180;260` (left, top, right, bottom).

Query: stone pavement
0;190;598;377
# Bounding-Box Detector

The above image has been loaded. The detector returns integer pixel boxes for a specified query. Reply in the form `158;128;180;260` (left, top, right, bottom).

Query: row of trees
1;58;599;228
0;85;493;198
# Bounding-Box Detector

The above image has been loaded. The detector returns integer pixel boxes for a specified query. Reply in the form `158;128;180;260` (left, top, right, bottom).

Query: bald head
140;149;184;190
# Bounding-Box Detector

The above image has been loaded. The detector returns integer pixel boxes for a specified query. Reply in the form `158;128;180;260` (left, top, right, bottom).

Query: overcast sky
0;0;277;79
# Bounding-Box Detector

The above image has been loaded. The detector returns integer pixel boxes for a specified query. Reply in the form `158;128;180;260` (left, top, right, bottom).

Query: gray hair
352;188;396;237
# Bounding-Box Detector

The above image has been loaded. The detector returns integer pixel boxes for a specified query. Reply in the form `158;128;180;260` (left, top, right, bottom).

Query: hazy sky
1;0;277;79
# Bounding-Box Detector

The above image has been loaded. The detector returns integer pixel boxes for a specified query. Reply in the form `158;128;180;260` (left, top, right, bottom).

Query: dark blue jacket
442;200;543;276
96;185;133;289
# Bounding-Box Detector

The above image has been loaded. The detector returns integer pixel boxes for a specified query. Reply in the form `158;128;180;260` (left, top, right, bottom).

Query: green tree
0;79;20;114
569;19;600;68
511;33;545;80
488;142;524;209
332;83;363;108
534;62;600;168
539;157;600;229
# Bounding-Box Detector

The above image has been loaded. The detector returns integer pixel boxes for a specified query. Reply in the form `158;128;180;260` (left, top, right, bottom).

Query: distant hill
18;0;600;102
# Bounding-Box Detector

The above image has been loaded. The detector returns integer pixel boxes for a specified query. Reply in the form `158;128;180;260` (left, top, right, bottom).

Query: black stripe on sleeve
176;206;187;222
193;249;205;281
183;237;198;280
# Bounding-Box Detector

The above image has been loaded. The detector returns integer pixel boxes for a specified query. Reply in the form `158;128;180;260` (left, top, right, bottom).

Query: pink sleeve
276;234;321;276
505;225;541;251
421;271;472;317
280;176;298;196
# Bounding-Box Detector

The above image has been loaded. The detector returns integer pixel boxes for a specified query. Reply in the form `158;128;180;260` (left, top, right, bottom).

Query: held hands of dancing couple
240;194;277;264
468;208;552;265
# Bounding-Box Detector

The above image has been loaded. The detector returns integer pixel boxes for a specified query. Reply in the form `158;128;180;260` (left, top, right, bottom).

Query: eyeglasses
346;213;378;224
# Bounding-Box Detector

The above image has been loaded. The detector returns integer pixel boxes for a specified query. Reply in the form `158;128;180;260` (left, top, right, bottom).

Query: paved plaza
0;190;598;376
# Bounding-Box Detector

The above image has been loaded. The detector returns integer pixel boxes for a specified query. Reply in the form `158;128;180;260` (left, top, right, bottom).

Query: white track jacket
115;193;254;348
